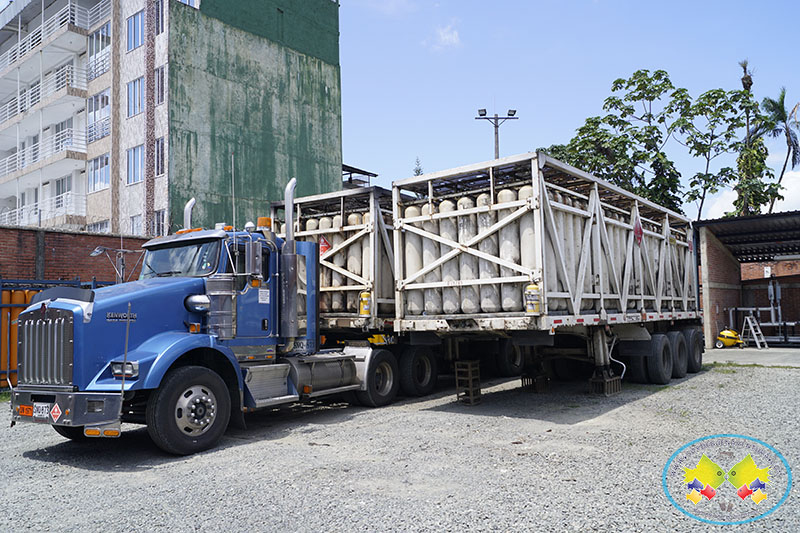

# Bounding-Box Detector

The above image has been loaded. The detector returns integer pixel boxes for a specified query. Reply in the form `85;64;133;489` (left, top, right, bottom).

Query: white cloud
705;188;738;219
772;170;800;212
434;23;460;49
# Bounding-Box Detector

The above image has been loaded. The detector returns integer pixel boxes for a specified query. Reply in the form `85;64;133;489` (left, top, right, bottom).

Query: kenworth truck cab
10;180;399;454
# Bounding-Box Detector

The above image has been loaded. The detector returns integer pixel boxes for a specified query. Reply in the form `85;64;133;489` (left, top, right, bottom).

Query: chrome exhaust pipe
183;198;196;230
283;178;296;251
281;178;299;341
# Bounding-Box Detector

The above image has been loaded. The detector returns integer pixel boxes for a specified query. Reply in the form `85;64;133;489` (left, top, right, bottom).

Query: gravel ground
1;363;797;532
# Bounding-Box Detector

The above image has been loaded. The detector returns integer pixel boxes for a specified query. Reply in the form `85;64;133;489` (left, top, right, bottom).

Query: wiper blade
155;270;182;277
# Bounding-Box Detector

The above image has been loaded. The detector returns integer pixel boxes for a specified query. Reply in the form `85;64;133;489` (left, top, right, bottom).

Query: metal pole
493;114;499;160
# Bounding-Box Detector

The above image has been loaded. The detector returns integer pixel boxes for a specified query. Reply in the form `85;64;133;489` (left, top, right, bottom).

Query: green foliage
673;88;745;219
730;137;781;216
759;88;800;213
413;157;423;176
544;69;687;212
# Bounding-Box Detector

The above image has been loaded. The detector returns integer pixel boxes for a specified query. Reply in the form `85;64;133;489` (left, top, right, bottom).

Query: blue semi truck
10;180;399;455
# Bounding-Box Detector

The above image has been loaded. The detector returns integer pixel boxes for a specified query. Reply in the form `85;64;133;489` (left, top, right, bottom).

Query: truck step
244;364;291;403
254;394;300;409
306;384;361;398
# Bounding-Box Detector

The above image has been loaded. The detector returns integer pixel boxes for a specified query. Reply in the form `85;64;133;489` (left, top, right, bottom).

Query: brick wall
0;226;148;282
700;227;742;347
741;260;800;280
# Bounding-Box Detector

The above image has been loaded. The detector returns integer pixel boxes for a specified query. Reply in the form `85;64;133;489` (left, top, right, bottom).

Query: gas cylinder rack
270;186;396;334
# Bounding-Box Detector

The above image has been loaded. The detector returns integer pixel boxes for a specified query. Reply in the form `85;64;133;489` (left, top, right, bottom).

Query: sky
339;0;800;220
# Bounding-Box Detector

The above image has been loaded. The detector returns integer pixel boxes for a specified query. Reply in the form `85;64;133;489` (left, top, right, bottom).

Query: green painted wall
167;0;342;230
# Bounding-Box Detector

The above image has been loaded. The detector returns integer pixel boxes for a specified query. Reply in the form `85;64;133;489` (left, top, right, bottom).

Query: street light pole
475;109;518;160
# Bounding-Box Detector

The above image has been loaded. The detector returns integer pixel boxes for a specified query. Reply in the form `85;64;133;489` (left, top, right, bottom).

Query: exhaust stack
183;198;196;230
280;179;299;341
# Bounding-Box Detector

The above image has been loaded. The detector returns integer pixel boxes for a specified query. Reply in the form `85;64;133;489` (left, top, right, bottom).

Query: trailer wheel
146;365;231;455
399;346;438;397
684;328;704;373
715;340;724;349
356;349;400;407
53;425;87;441
667;331;688;379
647;334;673;385
496;339;524;377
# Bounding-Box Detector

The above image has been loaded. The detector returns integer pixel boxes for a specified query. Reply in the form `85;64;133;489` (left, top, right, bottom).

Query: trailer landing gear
589;329;621;396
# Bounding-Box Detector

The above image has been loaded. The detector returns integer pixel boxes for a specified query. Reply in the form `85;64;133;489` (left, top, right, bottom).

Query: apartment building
0;0;342;236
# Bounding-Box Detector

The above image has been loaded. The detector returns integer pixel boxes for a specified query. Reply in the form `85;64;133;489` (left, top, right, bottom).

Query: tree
673;89;743;220
759;88;800;213
413;157;423;176
728;60;782;216
543;70;689;212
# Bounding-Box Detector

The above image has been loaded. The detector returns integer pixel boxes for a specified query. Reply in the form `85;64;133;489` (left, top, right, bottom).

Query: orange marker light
251;279;261;288
188;323;201;333
303;385;312;394
84;428;101;436
103;429;120;437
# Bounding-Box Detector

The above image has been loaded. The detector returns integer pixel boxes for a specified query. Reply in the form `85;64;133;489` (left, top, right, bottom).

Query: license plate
33;403;51;419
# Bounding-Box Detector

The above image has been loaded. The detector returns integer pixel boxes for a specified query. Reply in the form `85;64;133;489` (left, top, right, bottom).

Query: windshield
140;240;221;279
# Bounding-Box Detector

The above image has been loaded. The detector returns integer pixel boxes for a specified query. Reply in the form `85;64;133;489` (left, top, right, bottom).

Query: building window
87;220;110;233
178;0;199;8
130;214;143;236
155;0;165;35
127;145;145;184
155;136;166;176
54;175;72;208
88;89;111;142
88;153;110;192
155;65;166;105
127;77;144;117
126;11;144;52
153;209;167;236
88;23;111;80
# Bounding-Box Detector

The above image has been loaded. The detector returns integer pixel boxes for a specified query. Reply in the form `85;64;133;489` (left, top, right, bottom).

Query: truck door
229;239;276;359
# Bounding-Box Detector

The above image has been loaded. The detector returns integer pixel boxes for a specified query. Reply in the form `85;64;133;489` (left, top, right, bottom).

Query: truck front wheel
146;366;231;455
356;349;400;407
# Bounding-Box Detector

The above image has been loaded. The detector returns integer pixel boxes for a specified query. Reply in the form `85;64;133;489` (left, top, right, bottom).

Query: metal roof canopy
695;211;800;262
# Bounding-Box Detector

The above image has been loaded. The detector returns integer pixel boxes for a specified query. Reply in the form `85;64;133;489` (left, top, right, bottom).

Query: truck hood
70;277;208;389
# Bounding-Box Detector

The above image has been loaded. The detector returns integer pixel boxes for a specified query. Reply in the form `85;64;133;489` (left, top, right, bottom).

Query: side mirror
245;240;261;277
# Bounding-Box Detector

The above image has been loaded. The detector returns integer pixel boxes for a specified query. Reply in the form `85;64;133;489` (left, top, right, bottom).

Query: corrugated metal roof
696;211;800;262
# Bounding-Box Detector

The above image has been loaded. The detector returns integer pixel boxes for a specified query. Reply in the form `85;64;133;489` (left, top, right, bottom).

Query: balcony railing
87;48;110;81
0;65;87;125
87;116;110;143
88;0;111;28
0;191;86;227
0;1;95;73
0;128;87;179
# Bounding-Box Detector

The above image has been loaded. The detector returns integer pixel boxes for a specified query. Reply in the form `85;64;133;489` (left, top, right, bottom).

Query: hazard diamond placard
50;403;62;422
319;236;331;255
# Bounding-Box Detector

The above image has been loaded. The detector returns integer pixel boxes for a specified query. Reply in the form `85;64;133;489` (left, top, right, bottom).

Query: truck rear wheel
683;327;704;373
496;339;524;377
356;349;399;407
146;365;231;455
667;331;688;379
399;346;438;397
647;334;673;385
53;425;87;441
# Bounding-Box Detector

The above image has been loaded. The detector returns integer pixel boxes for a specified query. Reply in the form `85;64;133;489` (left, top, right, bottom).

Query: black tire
625;356;649;383
53;425;87;441
496;339;524;377
647;333;673;385
399;346;439;397
684;327;704;373
146;366;231;455
715;339;724;349
356;349;400;407
667;331;688;379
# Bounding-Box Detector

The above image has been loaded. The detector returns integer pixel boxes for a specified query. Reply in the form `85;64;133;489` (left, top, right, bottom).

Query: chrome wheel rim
174;385;217;436
375;360;394;396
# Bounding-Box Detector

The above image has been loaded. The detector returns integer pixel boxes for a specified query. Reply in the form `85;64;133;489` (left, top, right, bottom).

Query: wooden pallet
455;360;481;405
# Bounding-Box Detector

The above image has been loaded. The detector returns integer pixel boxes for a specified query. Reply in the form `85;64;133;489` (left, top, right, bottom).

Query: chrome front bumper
11;389;122;427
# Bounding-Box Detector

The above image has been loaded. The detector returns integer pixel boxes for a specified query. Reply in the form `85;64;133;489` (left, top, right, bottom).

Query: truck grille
18;307;74;387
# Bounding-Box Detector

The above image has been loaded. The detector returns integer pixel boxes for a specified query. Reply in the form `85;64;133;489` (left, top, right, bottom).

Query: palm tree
760;88;800;213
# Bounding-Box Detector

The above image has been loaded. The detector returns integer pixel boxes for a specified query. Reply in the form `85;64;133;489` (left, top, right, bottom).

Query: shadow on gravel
424;371;706;425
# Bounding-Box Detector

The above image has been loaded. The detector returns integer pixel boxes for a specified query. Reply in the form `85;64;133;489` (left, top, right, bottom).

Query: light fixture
90;246;106;257
507;109;517;117
477;109;487;117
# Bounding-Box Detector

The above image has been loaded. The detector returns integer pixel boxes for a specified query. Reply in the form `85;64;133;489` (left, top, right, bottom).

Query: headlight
110;361;139;379
185;294;211;313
